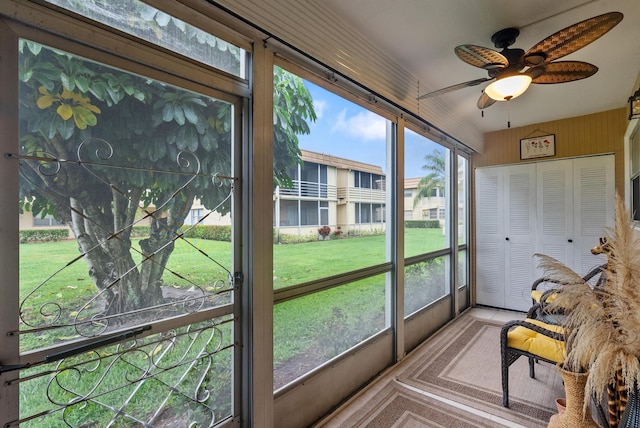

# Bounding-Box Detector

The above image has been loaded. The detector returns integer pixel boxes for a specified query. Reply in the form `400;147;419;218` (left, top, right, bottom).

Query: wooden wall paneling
475;108;627;192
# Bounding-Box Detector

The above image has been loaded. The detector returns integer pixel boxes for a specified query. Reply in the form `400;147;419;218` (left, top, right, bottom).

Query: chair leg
501;334;510;407
502;355;509;407
529;356;535;378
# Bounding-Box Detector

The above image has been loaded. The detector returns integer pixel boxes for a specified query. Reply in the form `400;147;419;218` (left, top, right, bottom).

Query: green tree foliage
18;25;315;317
273;66;317;188
413;149;446;208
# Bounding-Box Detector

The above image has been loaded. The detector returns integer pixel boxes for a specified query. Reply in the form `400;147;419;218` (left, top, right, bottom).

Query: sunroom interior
1;0;640;427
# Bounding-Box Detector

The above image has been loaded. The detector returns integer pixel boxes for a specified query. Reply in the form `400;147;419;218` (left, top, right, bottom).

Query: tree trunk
24;136;196;326
138;192;194;308
67;188;192;322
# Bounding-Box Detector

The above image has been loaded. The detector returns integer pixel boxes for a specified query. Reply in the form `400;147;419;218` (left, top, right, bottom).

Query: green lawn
17;228;449;424
273;227;446;287
19;228;446;296
19;227;447;359
19;227;447;354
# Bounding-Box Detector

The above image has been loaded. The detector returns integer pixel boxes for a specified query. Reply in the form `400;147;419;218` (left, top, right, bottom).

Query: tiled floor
315;307;530;427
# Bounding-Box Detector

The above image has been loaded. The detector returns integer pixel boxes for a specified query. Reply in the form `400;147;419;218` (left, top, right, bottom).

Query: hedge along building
274;149;386;242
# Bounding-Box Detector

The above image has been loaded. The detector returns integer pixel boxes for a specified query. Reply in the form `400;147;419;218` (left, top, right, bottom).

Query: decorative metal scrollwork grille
6;318;233;427
15;140;235;342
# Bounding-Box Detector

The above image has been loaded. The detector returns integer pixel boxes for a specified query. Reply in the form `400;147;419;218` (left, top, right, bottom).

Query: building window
429;208;438;220
373;204;385;222
282;161;329;198
355;203;385;224
33;214;64;227
438;208;446;220
404;189;412;197
360;203;371;223
188;209;204;225
320;201;329;225
299;163;327;198
285;165;299;181
354;171;385;190
278;200;330;227
300;200;319;226
280;200;299;226
319;165;328;197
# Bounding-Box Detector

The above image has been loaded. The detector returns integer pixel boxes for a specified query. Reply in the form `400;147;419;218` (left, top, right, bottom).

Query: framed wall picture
520;134;555;160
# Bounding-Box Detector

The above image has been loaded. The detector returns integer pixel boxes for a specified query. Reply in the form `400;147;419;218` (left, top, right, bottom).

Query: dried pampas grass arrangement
536;194;640;409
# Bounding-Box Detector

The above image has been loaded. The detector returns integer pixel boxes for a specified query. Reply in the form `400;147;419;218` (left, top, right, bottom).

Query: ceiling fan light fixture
484;74;532;101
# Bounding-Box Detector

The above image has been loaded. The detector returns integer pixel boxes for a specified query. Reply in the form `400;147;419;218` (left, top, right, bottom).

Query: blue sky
298;80;443;179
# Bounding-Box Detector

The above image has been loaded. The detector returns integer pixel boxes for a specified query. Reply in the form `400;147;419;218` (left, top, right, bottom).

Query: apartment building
275;149;386;241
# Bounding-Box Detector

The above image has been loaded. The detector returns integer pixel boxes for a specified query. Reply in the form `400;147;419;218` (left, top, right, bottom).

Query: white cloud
331;109;386;141
313;99;327;120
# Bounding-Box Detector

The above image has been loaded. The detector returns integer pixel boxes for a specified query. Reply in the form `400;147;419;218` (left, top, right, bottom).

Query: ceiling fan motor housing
491;27;520;49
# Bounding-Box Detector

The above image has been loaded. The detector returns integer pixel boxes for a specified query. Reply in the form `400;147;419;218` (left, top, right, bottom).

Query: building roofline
300;149;384;175
404;177;422;189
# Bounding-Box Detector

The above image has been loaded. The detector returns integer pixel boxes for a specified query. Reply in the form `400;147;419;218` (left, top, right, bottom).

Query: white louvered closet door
572;155;615;274
536;159;574;274
504;164;537;311
475;155;614;312
475;167;505;308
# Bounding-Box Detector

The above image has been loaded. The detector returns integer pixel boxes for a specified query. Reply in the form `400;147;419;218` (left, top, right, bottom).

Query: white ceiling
321;0;640;133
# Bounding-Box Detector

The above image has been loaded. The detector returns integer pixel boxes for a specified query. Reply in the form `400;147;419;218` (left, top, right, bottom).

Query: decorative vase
547;364;599;428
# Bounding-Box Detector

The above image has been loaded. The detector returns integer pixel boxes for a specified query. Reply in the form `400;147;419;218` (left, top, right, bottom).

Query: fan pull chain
507;101;511;128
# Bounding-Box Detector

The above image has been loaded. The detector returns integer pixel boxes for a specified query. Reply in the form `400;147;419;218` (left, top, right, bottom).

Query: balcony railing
340;187;386;203
277;181;337;199
277;181;386;203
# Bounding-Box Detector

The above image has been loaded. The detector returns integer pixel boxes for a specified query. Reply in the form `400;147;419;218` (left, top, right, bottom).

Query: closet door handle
505;237;509;241
568;239;573;243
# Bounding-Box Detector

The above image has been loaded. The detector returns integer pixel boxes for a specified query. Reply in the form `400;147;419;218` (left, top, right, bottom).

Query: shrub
130;226;151;237
405;220;440;229
180;225;232;242
348;228;385;237
19;229;69;243
318;226;331;238
277;233;317;244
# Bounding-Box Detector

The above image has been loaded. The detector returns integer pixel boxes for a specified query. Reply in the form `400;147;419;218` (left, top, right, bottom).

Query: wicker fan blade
417;77;492;100
455;45;508;70
531;61;598;84
524;11;623;65
477;91;497;110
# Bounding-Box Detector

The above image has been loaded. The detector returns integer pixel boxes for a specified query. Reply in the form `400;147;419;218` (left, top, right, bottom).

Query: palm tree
413;149;445;209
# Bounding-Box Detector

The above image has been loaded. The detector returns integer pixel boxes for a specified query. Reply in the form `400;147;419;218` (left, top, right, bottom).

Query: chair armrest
531;262;607;291
584;263;608;288
531;277;563;291
539;288;559;304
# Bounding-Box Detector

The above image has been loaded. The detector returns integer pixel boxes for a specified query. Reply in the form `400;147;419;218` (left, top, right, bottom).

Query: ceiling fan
417;11;623;109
